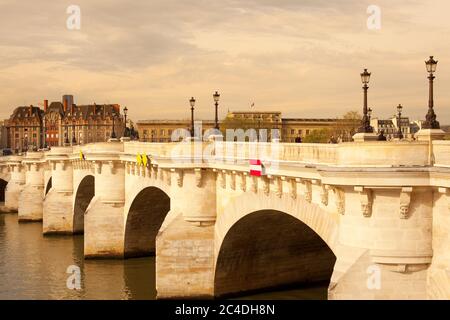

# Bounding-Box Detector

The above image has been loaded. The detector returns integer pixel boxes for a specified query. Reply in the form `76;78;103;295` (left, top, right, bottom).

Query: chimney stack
62;94;74;113
29;105;33;116
44;100;48;112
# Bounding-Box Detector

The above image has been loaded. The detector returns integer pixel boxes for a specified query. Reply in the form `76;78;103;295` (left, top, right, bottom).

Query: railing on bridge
0;140;439;168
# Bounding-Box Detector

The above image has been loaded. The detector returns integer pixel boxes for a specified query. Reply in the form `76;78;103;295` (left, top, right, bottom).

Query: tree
302;128;331;143
332;111;362;142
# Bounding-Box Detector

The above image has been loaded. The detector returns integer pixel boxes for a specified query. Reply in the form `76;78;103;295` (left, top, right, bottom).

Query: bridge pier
43;149;74;234
156;169;217;299
4;158;25;212
18;153;45;222
328;187;432;299
84;159;126;258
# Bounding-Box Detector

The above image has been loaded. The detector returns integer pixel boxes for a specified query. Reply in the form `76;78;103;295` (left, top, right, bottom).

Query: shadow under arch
73;175;95;234
124;186;170;259
214;210;336;299
45;177;52;195
0;179;8;203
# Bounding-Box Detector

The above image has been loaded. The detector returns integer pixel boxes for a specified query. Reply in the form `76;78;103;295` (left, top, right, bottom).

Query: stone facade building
137;111;351;143
370;116;420;140
5;95;125;151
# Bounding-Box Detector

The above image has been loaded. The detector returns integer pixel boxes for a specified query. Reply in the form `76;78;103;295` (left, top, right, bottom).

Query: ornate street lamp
111;111;117;139
123;106;128;137
190;97;196;137
396;104;404;139
358;69;374;133
213;91;220;130
423;56;440;129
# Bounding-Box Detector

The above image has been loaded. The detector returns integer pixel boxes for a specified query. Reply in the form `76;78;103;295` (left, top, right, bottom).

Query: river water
0;213;327;300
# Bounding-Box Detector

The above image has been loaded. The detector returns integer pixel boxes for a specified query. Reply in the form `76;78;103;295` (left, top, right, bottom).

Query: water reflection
0;214;156;300
0;213;327;300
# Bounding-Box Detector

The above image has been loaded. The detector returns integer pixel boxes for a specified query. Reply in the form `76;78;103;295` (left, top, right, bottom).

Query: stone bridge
0;137;449;299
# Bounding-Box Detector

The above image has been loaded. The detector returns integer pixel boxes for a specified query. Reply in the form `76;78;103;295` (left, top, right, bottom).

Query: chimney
44;100;48;112
29;105;33;116
62;94;74;113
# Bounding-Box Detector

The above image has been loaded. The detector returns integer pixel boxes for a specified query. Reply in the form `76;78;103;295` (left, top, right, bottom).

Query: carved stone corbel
240;172;247;192
263;176;270;196
152;165;158;180
171;169;183;187
59;161;67;171
219;170;226;189
230;171;236;190
301;180;312;203
195;168;203;187
333;187;345;215
93;161;102;174
320;184;329;206
108;161;115;175
355;187;373;217
274;176;283;198
159;168;164;181
251;176;258;193
287;178;296;200
400;187;413;219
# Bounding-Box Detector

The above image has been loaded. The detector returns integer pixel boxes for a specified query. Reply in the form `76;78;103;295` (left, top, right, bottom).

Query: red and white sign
249;159;265;176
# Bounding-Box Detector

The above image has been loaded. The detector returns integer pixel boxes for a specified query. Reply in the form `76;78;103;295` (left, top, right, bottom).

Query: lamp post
213;91;220;130
123;106;128;137
423;56;440;129
358;69;374;133
190;97;196;137
396;104;404;139
111;111;117;139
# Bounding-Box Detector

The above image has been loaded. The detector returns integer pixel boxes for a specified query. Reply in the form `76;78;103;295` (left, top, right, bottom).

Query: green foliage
302;129;331;143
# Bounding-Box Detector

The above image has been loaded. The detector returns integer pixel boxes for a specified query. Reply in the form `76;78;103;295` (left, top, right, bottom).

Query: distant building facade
0;120;9;149
137;120;217;142
370;116;420;140
137;111;349;143
5;95;125;152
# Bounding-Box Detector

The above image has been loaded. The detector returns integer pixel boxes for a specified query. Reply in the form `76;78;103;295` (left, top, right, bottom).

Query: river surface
0;213;327;300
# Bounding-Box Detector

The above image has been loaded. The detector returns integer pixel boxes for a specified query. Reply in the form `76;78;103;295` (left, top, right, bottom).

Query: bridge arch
214;193;339;298
45;177;52;195
0;178;8;203
73;175;95;234
124;186;170;258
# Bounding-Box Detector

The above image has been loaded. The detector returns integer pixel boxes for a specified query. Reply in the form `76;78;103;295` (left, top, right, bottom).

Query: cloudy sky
0;0;449;123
